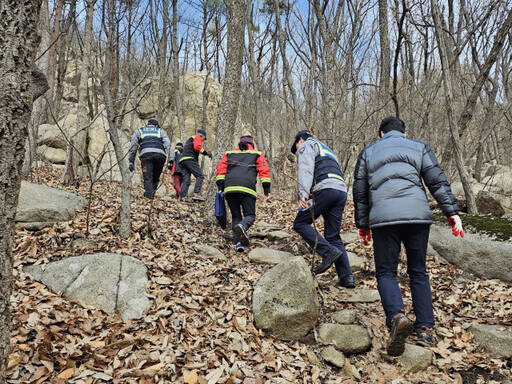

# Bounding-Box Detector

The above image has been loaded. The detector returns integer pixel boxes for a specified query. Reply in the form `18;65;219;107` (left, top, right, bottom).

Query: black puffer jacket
353;131;459;229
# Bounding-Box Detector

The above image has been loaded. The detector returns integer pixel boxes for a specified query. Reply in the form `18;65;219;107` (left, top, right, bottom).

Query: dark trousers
140;153;166;199
180;159;204;197
225;192;256;244
293;189;352;279
173;174;182;198
372;224;434;329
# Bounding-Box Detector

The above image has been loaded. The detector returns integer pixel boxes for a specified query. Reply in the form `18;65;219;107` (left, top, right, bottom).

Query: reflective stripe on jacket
180;134;205;163
128;125;173;163
216;145;271;197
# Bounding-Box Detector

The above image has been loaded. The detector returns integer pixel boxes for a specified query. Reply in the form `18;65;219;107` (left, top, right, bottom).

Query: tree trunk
431;0;477;213
207;0;246;206
157;0;170;126
102;0;131;238
172;0;186;141
378;0;391;110
62;0;96;185
0;0;47;379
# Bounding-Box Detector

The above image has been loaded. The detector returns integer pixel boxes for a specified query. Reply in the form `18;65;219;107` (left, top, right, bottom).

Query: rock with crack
248;248;295;265
16;181;87;228
252;257;319;340
429;224;512;283
318;324;372;353
469;323;512;358
24;253;149;320
399;344;433;373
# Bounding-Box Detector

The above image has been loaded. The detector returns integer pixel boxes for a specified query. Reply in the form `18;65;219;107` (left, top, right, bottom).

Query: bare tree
0;0;48;379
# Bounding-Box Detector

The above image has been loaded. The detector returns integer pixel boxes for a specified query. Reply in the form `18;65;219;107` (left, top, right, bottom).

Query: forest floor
6;165;512;384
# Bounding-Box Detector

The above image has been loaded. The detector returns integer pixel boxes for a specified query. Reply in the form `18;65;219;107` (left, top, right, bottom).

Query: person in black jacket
128;119;173;199
216;135;271;252
179;129;212;201
353;116;464;356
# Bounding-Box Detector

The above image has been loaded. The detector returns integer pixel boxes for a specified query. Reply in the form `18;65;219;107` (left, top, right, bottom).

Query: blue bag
215;191;227;229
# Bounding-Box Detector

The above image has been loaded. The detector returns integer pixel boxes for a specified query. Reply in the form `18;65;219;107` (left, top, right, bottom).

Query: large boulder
24;253;149;320
37;123;66;149
16;182;87;224
36;145;66;164
469;323;512;358
429;225;512;283
252;257;319;340
476;190;505;216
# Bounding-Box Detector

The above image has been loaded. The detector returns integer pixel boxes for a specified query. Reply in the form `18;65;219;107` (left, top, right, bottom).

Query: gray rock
267;231;290;241
71;238;99;250
343;363;361;380
321;346;345;368
194;244;227;261
248;248;295;265
332;310;357;324
347;252;365;272
15;221;56;231
306;350;323;367
318;324;372;353
253;257;319;340
469;323;512;358
16;181;87;224
399;344;433;373
476;190;505;217
340;289;380;303
429;225;512;283
24;253;149;320
341;231;359;245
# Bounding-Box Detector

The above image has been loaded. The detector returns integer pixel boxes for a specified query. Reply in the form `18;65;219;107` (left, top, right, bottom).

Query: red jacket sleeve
215;153;228;189
193;134;204;153
256;153;271;194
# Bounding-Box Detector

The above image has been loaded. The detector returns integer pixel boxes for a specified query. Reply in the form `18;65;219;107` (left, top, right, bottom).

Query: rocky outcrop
429;225;512;283
16;182;86;227
476;190;505;216
252;257;319;340
24;253;149;320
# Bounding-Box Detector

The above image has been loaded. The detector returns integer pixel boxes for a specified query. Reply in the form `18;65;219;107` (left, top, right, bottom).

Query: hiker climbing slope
216;135;270;252
353;116;464;357
179;129;212;201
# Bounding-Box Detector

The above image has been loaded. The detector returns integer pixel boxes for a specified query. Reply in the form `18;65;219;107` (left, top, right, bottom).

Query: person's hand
358;229;372;245
168;160;174;171
299;197;309;210
448;215;464;237
129;162;134;172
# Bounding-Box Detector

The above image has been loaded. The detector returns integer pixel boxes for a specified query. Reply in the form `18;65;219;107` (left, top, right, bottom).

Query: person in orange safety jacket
179;129;212;201
216;135;271;252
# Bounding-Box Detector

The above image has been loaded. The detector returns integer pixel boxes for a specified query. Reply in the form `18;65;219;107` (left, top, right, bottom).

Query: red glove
358;229;372;245
448;215;464;237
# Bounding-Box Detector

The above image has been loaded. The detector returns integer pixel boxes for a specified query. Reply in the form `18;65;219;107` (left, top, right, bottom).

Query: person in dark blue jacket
128;119;173;199
353;116;464;356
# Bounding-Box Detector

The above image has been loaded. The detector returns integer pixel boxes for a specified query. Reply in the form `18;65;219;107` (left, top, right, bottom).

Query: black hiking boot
338;274;355;288
314;248;342;275
386;312;413;357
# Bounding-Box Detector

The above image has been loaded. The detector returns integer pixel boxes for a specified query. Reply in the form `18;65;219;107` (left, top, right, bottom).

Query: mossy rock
432;210;512;241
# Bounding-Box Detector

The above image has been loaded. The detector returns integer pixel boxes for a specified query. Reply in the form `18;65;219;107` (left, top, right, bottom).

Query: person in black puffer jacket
353;116;464;357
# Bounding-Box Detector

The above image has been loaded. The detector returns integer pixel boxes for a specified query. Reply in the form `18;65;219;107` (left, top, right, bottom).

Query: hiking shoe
386;312;413;357
338;274;355;288
314;248;342;275
234;224;250;246
415;326;436;347
192;193;205;201
235;243;245;253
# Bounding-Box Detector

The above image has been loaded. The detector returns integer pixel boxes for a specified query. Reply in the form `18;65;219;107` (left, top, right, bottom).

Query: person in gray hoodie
353;116;464;356
291;130;355;288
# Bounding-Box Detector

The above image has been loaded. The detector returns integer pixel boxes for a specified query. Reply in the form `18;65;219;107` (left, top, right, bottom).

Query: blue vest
139;126;164;152
312;138;345;185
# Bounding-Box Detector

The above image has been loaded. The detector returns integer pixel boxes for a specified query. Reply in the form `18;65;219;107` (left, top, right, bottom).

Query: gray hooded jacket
353;131;459;229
